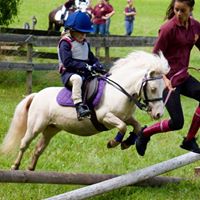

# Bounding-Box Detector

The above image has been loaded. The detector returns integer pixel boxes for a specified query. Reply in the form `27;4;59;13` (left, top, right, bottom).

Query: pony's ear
158;51;170;74
149;70;159;78
158;51;166;61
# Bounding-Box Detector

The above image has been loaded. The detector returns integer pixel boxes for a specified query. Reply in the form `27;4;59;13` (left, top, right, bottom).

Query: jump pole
0;170;116;185
0;170;182;186
44;152;200;200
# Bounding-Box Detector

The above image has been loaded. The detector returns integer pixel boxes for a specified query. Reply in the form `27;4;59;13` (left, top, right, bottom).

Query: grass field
0;0;200;199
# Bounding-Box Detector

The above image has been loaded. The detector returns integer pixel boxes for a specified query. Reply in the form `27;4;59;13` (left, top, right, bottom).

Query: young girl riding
58;11;105;120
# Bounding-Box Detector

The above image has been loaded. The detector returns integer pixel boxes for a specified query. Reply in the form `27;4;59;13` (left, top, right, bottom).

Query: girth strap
89;106;108;132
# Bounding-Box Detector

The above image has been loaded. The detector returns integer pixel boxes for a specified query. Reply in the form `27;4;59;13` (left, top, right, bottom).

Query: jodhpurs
68;74;83;105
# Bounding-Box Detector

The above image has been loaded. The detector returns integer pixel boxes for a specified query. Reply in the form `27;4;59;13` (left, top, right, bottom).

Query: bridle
138;74;163;109
99;73;164;112
100;67;199;111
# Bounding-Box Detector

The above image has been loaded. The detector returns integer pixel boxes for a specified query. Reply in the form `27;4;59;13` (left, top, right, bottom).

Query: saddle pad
56;79;106;107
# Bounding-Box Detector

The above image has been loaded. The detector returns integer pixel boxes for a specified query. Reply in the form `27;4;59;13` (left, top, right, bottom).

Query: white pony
1;51;169;170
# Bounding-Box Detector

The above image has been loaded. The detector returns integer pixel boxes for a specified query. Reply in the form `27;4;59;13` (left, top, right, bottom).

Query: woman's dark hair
165;0;195;20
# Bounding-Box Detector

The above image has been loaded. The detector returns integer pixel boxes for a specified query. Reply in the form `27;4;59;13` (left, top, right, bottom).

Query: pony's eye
151;87;157;93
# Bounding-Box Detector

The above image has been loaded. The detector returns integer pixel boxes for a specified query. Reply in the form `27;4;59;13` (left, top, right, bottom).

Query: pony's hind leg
28;125;59;171
11;127;39;170
11;149;24;170
11;113;47;170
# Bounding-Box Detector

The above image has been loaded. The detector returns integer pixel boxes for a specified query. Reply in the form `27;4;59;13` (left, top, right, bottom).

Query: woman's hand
163;75;175;91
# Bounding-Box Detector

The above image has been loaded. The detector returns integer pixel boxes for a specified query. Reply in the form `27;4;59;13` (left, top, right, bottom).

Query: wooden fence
0;30;156;93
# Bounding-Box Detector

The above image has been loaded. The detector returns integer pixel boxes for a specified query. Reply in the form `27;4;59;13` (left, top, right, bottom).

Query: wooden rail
0;62;58;70
0;27;61;36
0;170;183;186
0;32;157;93
0;33;156;47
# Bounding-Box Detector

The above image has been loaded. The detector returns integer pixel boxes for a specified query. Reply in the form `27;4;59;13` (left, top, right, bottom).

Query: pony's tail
1;93;36;154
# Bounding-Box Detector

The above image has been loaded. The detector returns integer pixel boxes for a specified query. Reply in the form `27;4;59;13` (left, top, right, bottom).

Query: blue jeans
105;18;110;35
93;23;106;36
125;20;134;36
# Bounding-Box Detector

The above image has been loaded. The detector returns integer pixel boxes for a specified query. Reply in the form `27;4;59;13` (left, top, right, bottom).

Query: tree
0;0;21;26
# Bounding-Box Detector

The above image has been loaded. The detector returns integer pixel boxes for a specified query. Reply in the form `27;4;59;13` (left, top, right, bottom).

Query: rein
99;74;163;111
100;76;146;110
188;67;200;72
163;67;200;105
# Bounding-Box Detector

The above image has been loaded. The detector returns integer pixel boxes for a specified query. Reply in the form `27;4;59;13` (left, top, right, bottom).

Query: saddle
57;77;106;107
83;77;99;106
56;76;108;131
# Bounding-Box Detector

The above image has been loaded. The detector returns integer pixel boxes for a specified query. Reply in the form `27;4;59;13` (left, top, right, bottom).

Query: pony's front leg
121;116;141;150
102;112;127;148
126;116;141;134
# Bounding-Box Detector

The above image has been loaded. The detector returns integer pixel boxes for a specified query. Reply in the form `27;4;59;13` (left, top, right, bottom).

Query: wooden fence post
105;47;110;64
95;47;100;58
26;43;33;94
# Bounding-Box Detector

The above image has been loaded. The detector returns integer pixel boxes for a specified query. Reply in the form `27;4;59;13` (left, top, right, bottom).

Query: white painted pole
44;152;200;200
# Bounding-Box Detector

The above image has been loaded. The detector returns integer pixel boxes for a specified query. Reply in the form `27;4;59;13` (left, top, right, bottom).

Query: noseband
100;73;163;112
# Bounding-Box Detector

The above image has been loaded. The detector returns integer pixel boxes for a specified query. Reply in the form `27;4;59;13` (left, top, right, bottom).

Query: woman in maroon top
134;0;200;156
91;0;112;36
104;0;115;35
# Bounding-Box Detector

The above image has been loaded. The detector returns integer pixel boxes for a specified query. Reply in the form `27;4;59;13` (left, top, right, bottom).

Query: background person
86;0;94;17
104;0;115;35
135;0;200;156
124;0;136;36
91;0;112;36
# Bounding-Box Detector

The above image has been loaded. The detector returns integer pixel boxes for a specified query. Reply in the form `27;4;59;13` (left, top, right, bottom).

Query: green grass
0;87;200;199
0;0;200;199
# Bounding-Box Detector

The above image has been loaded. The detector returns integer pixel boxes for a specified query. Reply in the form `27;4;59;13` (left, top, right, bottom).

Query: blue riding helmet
64;11;93;33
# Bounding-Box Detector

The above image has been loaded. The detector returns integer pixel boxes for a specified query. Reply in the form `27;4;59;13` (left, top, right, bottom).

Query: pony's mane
109;51;169;75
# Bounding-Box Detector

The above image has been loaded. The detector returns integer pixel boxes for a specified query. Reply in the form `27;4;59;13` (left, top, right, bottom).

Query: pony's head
139;69;166;119
110;50;170;119
135;51;169;119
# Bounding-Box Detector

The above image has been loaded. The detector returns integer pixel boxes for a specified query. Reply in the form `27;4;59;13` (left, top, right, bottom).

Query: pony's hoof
27;167;34;171
11;165;19;170
121;142;131;150
107;140;120;148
